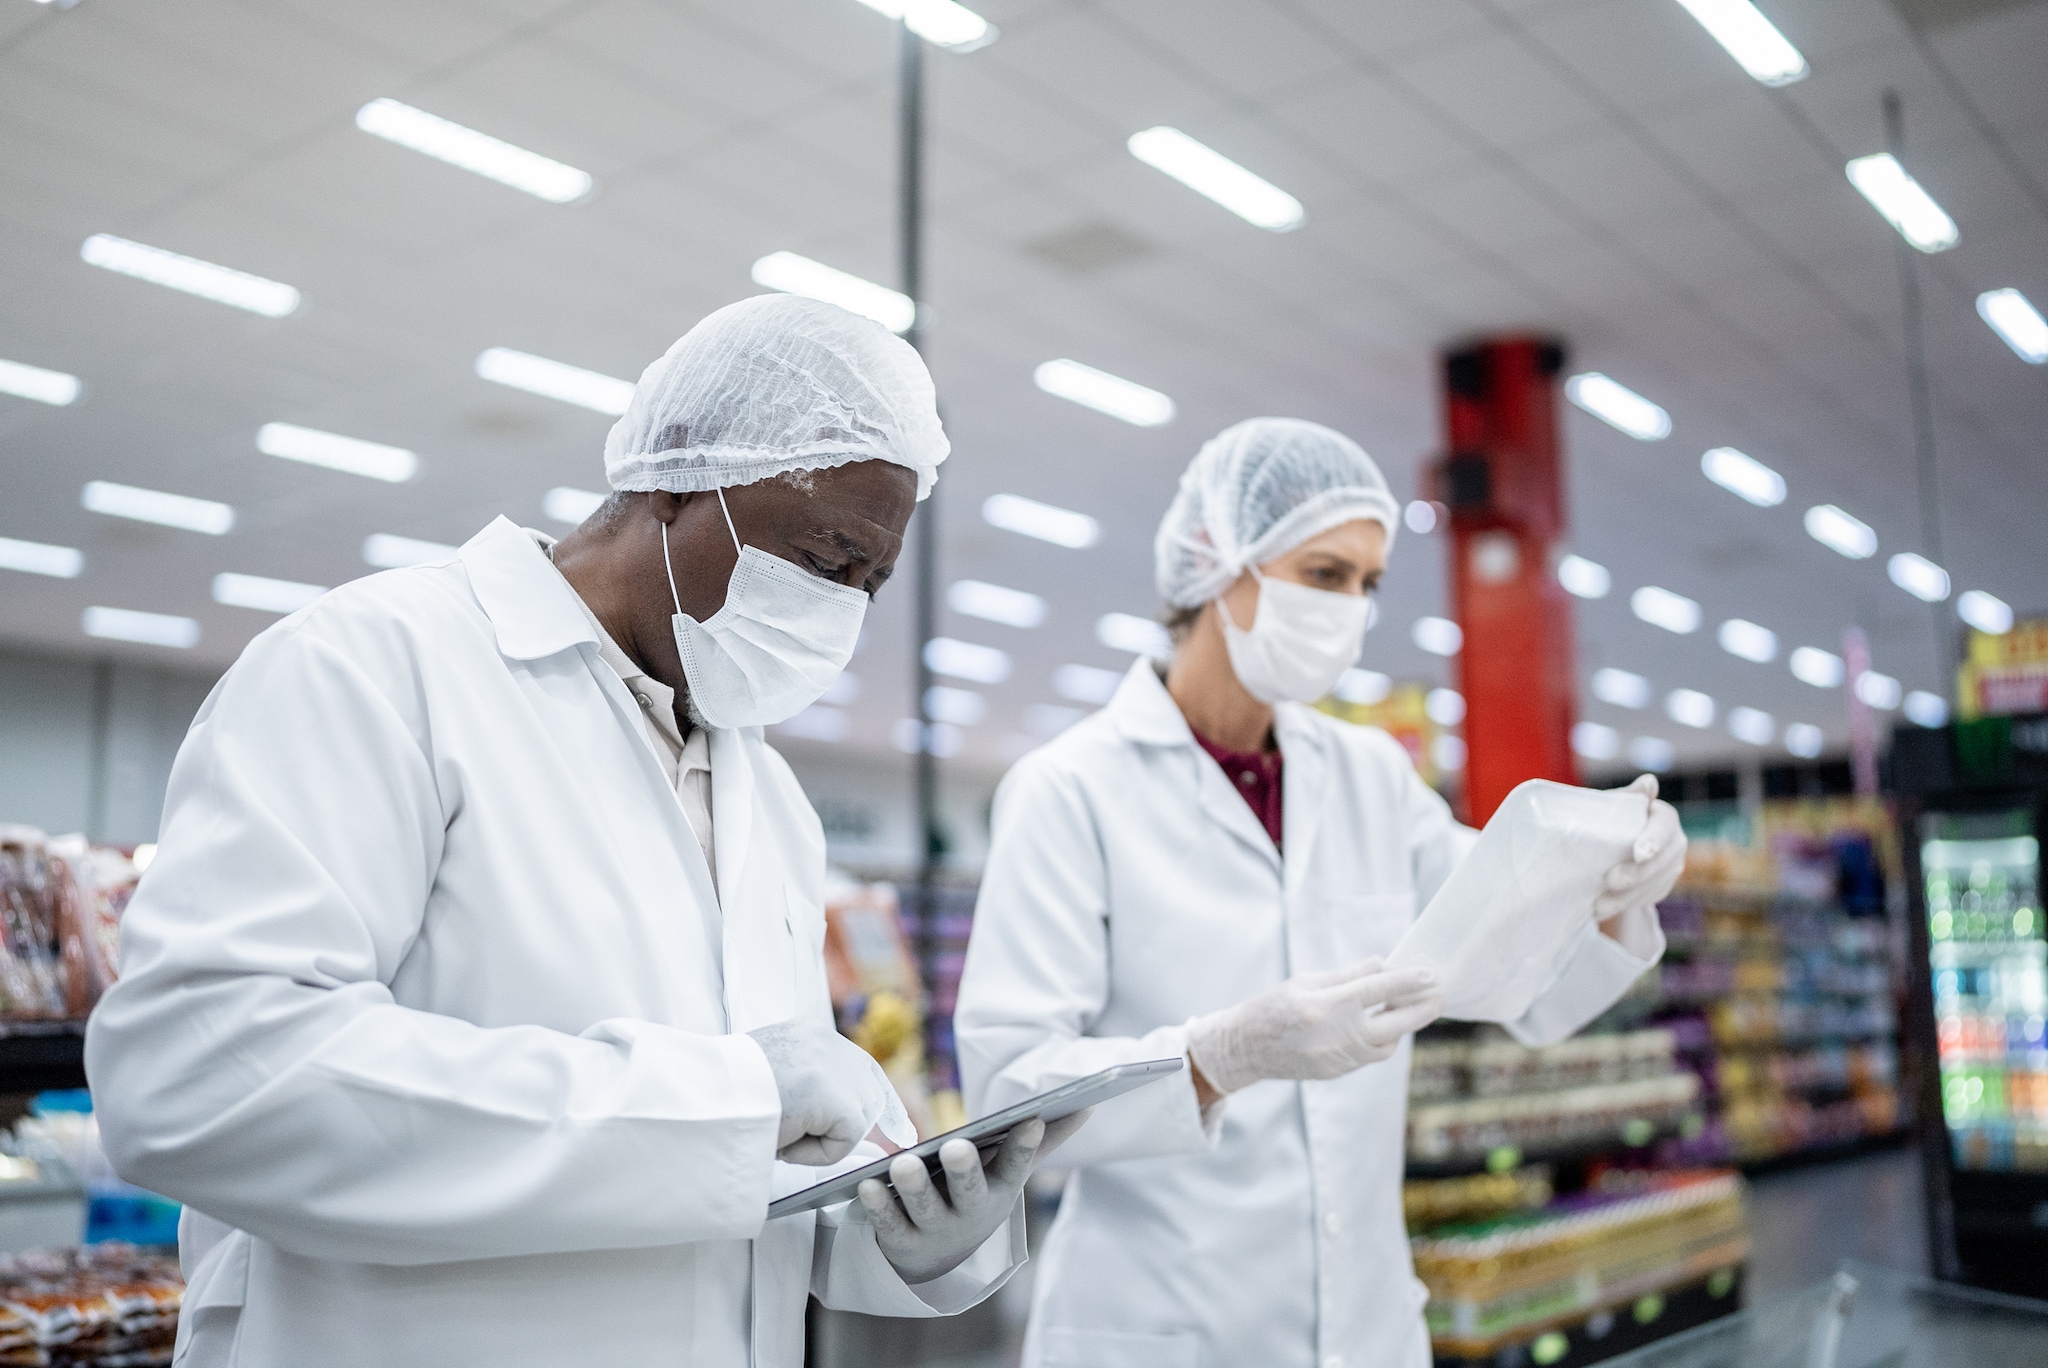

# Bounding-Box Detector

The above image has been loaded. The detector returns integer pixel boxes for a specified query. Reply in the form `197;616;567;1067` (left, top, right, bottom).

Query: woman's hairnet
604;293;949;501
1154;417;1400;608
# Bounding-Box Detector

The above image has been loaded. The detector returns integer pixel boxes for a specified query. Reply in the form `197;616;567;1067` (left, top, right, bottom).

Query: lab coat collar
1106;658;1282;872
460;516;599;662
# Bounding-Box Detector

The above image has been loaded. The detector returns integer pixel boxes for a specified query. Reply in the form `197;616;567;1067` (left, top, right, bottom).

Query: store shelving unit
0;1021;87;1094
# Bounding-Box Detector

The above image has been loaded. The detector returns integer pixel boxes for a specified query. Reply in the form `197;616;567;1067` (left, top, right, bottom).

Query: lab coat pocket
1038;1326;1200;1368
172;1229;250;1366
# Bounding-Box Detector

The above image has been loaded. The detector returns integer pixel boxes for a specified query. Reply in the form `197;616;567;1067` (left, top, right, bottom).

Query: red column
1436;336;1579;824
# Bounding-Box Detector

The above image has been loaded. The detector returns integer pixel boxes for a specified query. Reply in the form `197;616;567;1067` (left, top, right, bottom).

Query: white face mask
1216;568;1373;705
667;489;868;729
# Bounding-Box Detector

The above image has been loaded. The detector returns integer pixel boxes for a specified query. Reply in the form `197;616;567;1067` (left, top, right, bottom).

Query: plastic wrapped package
0;832;134;1024
0;1243;182;1367
1389;780;1652;1022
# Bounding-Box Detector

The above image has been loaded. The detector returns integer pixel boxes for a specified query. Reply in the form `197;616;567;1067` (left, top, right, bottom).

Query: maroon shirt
1194;729;1284;851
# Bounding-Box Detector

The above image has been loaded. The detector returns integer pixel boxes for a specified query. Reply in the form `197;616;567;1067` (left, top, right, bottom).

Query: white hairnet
1154;417;1401;608
604;293;948;501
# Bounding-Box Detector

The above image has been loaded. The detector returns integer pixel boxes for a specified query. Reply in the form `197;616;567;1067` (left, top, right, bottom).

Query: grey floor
811;1144;1930;1368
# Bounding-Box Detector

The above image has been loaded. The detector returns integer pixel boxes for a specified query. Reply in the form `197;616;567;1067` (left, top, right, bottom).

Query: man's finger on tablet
890;1152;947;1228
857;1178;911;1238
986;1116;1045;1190
938;1138;986;1210
1040;1108;1092;1159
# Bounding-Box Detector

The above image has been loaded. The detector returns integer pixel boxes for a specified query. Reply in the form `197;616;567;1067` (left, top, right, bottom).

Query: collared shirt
534;532;716;889
1192;729;1284;852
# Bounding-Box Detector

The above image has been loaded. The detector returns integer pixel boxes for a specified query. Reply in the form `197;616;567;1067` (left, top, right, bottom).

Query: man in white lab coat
86;296;1071;1366
956;419;1685;1368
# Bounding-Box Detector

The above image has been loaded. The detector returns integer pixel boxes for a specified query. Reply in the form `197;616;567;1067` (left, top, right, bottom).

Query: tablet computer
766;1057;1184;1219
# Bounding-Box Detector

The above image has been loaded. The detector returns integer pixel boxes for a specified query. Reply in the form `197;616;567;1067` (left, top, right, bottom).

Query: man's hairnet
1154;417;1400;608
604;293;948;501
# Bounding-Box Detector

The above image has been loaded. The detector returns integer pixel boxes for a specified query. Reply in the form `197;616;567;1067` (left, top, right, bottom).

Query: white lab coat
956;661;1662;1368
85;516;1021;1368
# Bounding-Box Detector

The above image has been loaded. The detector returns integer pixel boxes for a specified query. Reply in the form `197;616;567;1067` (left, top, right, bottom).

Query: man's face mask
666;488;867;729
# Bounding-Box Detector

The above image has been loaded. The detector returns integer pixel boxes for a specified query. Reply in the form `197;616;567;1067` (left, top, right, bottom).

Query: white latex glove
1595;775;1688;924
858;1111;1089;1285
747;1018;917;1166
1185;958;1442;1096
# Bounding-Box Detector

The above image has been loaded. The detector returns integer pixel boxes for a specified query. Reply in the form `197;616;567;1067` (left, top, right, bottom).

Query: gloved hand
1185;958;1442;1096
747;1018;917;1166
1595;775;1687;925
859;1111;1089;1285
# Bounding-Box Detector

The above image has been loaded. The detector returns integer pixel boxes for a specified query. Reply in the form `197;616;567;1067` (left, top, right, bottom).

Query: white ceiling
2;0;2045;780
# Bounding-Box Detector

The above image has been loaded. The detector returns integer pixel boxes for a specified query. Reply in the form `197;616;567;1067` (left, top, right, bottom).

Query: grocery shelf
1404;1118;1695;1180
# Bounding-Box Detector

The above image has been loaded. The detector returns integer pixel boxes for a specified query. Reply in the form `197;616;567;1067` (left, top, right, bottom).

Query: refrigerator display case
1892;712;2048;1298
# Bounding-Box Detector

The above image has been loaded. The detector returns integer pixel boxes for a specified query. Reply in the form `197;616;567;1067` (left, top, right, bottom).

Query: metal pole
1883;91;1953;686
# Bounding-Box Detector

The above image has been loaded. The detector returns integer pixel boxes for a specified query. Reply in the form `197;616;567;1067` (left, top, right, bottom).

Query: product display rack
0;1020;88;1094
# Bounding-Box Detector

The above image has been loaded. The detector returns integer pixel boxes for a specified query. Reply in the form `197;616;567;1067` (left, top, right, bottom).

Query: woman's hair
1161;602;1203;645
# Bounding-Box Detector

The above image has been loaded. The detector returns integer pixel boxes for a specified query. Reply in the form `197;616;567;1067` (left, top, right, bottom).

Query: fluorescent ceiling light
1413;615;1463;656
82;605;198;649
355;98;592;203
750;251;915;334
1127;125;1304;232
475;347;634;415
212;572;325;614
543;486;606;526
1904;691;1949;728
1700;447;1785;507
1845;153;1959;253
1404;501;1438;534
1053;663;1122;705
1565;372;1670;441
924;685;985;726
850;0;998;51
1425;688;1466;726
982;493;1099;548
1727;706;1775;746
80;233;299;317
778;705;850;742
1718;618;1778;663
1887;551;1950;602
1592;667;1652;710
257;422;415;482
1958;589;2013;635
0;357;81;406
1854;670;1902;710
924;636;1010;684
1572;721;1620;761
81;480;233;534
1628;736;1676;772
1784;722;1825;758
1789;646;1845;688
1631;585;1701;634
1034;358;1175;428
1977;288;2048;364
363;533;456;568
1673;0;1809;86
1557;553;1611;600
1666;688;1716;729
818;672;860;706
1803;504;1876;559
949;579;1045;628
893;719;962;757
1026;703;1085;737
1432;735;1467;772
1335;668;1391;705
1097;612;1172;658
0;536;83;578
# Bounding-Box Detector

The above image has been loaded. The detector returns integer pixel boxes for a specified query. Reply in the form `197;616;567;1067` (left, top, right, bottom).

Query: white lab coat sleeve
1502;904;1666;1048
810;1191;1027;1317
955;754;1214;1170
84;621;783;1267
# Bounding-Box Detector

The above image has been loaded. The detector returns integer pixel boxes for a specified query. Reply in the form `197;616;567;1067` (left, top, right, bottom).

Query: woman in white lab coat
955;418;1685;1368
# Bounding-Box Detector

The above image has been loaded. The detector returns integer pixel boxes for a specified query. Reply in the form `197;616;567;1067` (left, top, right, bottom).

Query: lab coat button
634;692;654;709
1322;1211;1341;1237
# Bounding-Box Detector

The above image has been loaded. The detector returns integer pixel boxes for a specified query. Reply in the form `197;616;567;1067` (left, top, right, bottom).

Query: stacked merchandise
0;1244;181;1367
1650;799;1905;1167
821;881;947;1137
1412;1170;1747;1367
0;832;132;1024
894;882;977;1133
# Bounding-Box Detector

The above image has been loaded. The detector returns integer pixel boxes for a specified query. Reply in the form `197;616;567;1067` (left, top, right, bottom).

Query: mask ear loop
715;487;742;554
660;514;684;618
1213;562;1266;634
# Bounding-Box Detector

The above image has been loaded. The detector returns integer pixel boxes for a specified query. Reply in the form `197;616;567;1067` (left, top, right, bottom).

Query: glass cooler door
1921;810;2047;1172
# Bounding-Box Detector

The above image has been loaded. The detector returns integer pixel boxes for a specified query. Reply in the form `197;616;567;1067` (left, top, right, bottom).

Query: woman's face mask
1216;567;1373;705
666;489;867;729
